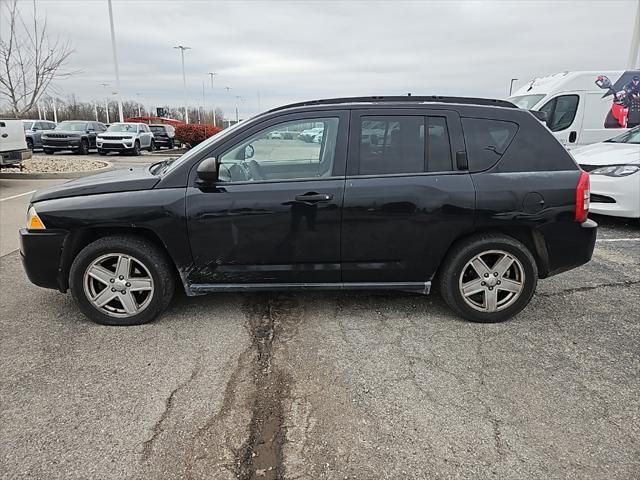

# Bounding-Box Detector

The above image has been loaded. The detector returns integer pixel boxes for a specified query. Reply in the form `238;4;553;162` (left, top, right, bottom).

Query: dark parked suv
41;121;107;154
149;124;176;149
20;97;596;326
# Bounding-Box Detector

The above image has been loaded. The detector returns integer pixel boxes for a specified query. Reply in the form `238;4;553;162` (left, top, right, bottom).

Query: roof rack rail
267;95;516;113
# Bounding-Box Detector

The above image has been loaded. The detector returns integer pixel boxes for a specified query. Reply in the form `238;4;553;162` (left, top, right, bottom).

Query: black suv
149;124;176;149
20;97;596;326
41;121;107;154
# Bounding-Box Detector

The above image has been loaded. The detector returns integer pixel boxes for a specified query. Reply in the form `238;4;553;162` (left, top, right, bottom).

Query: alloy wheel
83;253;154;318
458;250;525;312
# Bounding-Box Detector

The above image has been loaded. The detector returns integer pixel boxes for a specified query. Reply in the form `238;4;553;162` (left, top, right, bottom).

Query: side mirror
196;157;218;182
244;144;255;160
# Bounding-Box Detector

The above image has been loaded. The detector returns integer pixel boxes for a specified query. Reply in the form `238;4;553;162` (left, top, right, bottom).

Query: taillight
575;170;590;222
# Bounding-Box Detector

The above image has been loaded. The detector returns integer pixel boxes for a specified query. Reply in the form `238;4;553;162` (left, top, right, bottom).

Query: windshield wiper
149;158;176;175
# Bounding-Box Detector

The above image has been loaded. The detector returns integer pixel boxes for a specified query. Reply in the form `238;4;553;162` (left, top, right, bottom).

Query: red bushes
175;124;221;147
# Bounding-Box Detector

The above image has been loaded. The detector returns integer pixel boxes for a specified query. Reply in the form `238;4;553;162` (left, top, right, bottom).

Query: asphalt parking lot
0;171;639;478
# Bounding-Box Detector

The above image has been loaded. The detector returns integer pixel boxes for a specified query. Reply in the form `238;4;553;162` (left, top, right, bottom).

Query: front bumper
42;138;82;150
589;173;640;219
97;139;135;150
20;229;68;291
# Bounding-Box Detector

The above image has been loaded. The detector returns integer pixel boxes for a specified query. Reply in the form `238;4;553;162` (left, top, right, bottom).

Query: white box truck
508;70;640;147
0;119;32;167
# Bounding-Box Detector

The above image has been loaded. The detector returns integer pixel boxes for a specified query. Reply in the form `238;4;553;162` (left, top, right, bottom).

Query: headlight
590;165;640;177
26;206;46;230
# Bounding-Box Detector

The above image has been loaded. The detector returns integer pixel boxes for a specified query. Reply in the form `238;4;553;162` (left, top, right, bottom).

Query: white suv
97;122;155;155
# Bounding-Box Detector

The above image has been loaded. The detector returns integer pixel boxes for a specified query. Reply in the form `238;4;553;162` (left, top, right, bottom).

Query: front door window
218;117;340;182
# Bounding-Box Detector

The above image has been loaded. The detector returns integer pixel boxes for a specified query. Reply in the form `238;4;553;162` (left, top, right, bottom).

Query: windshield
509;94;545;110
56;121;87;131
605;126;640;144
161;120;248;175
107;123;138;132
23;121;34;131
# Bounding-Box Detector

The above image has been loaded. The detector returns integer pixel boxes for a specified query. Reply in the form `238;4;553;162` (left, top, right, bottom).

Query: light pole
100;83;110;123
174;45;191;124
136;92;142;117
107;0;124;122
234;95;243;123
628;0;640;68
201;82;206;124
509;78;518;96
208;72;218;127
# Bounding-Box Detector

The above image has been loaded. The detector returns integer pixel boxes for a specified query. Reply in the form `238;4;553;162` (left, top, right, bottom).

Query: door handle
295;193;333;202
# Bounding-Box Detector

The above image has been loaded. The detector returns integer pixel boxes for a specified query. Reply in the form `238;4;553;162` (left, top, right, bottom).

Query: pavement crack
141;358;203;461
235;294;299;480
537;280;640;298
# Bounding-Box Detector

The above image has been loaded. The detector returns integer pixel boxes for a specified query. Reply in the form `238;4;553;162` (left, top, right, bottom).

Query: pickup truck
1;119;32;167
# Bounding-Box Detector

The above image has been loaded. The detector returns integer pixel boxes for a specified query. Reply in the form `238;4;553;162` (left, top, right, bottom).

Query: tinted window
359;116;425;175
218;117;339;182
539;94;579;132
461;118;518;171
427;116;452;172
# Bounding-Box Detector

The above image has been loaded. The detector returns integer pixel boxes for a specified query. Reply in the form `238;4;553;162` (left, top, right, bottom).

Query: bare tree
0;0;74;117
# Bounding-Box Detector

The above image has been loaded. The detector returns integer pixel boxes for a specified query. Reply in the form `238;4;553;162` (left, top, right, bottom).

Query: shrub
175;124;221;147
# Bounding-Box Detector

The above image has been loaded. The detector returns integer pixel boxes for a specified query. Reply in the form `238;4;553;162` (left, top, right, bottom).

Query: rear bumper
20;229;68;291
0;148;31;165
538;219;598;278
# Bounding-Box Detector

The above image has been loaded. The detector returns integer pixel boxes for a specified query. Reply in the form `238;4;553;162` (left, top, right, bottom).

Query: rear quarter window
461;118;518;172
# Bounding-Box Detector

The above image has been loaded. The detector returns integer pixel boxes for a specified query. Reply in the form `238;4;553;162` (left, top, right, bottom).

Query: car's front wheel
69;236;175;326
130;140;141;156
438;234;538;323
77;139;89;155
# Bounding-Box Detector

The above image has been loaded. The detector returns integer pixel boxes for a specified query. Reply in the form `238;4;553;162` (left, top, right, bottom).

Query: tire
69;235;175;326
98;149;107;156
130;140;141;156
149;140;155;151
77;139;89;155
26;138;34;150
168;139;175;149
43;149;54;155
438;234;538;323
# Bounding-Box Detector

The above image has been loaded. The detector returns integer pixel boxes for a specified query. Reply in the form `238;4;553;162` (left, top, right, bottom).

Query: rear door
341;109;475;283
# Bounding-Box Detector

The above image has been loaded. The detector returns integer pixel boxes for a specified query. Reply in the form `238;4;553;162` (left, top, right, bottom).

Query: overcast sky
5;0;640;118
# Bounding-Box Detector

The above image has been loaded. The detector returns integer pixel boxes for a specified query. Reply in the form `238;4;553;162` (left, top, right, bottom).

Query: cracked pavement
1;216;638;479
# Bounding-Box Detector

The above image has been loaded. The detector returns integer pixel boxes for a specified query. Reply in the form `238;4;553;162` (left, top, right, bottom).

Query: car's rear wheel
69;236;175;326
438;234;537;323
149;139;155;151
168;139;175;149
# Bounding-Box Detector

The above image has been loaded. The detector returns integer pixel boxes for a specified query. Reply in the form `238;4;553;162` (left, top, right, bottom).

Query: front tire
43;149;54;155
438;234;538;323
130;140;141;156
77;139;89;155
26;138;34;150
69;236;175;326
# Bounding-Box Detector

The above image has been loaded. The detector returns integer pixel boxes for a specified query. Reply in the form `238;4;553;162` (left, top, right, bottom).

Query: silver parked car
23;120;56;150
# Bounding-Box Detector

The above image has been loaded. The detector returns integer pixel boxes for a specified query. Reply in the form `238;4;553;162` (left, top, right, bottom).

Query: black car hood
31;167;160;203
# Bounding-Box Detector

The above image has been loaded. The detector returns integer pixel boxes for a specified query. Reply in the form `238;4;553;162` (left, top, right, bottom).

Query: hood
99;132;135;138
572;142;640;166
31;166;160;203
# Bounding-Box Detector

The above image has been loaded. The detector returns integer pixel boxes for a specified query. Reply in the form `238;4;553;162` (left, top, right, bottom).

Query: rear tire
438;234;538;323
168;139;175;149
69;235;175;326
149;140;155;151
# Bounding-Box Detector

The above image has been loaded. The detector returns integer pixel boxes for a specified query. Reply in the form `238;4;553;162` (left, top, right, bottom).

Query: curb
0;161;114;180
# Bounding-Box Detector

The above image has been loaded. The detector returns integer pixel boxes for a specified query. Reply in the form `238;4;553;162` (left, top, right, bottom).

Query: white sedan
572;126;640;219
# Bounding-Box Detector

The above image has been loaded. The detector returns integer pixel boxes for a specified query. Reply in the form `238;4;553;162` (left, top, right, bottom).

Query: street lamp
174;45;191;124
107;0;124;122
136;92;142;117
208;72;218;127
100;82;110;123
509;78;519;96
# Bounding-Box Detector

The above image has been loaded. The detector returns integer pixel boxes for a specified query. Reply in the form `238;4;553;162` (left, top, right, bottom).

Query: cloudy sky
4;0;640;119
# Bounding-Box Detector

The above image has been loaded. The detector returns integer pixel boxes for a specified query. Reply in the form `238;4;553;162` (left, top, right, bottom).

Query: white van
0;119;32;167
508;70;640;147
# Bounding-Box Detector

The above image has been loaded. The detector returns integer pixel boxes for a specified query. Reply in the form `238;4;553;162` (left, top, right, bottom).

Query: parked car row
21;120;176;155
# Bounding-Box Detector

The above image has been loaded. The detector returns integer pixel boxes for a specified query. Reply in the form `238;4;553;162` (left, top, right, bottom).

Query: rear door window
461;118;518;172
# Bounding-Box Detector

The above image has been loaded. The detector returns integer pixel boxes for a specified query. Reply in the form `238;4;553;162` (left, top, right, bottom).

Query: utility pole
202;82;206;124
136;93;142;117
509;78;518;96
628;0;640;68
107;0;124;122
52;98;58;123
100;83;110;123
235;95;242;123
94;103;99;121
174;45;191;124
208;72;218;127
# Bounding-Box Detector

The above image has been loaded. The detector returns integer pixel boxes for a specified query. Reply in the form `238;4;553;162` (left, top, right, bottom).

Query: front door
186;111;348;285
341;108;475;284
